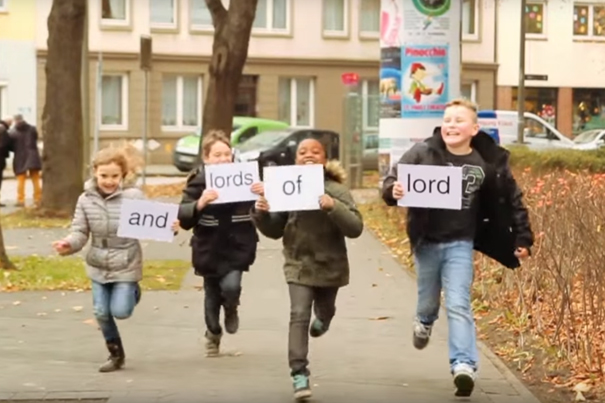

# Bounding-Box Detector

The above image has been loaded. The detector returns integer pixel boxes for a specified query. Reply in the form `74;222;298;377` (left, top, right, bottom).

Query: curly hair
92;142;144;186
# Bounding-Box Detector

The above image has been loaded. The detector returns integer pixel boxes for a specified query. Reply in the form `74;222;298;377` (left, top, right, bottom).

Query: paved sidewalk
0;228;539;403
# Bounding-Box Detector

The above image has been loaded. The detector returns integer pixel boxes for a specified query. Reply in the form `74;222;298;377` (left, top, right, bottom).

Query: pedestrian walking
381;98;534;397
9;114;42;207
0;117;12;207
51;145;179;372
251;138;364;401
177;130;259;357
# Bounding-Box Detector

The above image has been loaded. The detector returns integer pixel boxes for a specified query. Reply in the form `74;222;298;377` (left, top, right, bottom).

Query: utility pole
81;2;90;178
517;0;527;144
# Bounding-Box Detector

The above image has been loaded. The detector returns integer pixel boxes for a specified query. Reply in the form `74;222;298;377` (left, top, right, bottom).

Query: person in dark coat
9;114;42;207
0;118;13;207
177;130;260;357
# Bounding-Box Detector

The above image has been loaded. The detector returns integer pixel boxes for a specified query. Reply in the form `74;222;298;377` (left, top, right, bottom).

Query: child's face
204;141;232;164
295;139;326;165
441;105;479;149
94;162;123;194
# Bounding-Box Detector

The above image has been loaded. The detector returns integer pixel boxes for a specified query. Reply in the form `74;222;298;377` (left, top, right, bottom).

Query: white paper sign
117;199;179;242
204;161;260;204
263;164;325;212
397;164;463;210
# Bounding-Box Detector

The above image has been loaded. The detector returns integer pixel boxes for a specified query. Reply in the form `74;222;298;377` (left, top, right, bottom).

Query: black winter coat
0;121;11;169
382;128;534;270
178;165;259;278
9;121;42;175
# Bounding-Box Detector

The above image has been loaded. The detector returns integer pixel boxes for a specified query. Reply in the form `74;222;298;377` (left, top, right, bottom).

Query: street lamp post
517;0;527;144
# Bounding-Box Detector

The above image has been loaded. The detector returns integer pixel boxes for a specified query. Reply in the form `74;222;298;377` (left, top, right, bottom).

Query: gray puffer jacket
64;179;145;284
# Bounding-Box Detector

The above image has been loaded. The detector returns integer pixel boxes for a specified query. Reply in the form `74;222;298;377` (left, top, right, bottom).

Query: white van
477;110;574;150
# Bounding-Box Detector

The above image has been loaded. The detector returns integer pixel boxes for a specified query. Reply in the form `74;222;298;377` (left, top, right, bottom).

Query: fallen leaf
369;316;392;321
13;301;21;306
72;306;83;312
371;283;378;287
54;309;61;312
36;312;47;316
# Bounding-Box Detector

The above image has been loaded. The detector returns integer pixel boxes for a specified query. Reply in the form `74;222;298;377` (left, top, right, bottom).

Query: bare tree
197;0;258;156
41;0;86;215
0;216;15;270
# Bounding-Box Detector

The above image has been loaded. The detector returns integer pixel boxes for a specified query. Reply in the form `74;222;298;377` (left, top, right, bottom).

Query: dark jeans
204;270;243;335
92;281;140;342
288;283;339;376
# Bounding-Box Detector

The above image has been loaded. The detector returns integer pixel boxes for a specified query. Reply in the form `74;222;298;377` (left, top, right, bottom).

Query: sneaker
224;307;239;334
412;317;432;350
452;363;476;397
292;374;312;400
309;318;327;338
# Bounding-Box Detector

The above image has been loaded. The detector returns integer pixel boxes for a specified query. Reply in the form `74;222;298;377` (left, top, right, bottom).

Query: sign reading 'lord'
204;161;260;204
263;164;325;212
397;164;462;210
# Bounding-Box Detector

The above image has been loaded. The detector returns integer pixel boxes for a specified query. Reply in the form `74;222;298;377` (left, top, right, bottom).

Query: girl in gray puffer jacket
52;145;178;373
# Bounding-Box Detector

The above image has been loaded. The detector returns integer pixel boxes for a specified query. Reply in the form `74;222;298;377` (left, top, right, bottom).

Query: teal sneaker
292;374;312;400
309;318;328;338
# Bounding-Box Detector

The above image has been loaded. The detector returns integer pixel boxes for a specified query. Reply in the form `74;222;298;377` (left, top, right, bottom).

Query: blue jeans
414;240;478;371
92;281;140;342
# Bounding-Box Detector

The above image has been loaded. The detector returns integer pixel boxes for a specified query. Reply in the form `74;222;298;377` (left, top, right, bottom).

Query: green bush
507;145;605;173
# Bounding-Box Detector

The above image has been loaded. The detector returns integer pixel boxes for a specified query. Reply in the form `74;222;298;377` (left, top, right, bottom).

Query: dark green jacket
251;161;363;288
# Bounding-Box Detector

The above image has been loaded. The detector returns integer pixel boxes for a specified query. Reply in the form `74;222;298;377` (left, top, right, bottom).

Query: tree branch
205;0;227;27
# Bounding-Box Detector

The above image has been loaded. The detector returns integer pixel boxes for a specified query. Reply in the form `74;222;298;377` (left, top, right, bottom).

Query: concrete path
0;228;539;403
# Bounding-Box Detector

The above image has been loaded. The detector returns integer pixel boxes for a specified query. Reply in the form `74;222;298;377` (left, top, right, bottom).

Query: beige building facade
34;0;497;164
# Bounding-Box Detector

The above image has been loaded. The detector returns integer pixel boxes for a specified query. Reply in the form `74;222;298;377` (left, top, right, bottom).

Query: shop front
573;88;605;134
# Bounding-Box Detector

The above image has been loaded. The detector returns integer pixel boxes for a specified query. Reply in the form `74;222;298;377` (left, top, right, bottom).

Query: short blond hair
201;129;231;157
445;98;478;122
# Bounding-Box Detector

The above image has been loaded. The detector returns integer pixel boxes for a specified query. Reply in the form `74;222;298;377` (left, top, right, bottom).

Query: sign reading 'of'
204;161;261;204
263;164;325;212
397;164;462;210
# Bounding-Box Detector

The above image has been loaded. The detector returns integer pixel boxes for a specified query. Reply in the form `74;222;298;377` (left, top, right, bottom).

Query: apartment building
0;0;37;122
33;0;497;164
496;0;605;136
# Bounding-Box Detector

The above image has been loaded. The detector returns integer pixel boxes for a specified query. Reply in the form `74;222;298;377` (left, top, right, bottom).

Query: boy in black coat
382;98;534;397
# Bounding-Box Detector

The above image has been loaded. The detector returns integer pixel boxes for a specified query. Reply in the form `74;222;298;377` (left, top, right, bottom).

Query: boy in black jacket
382;98;534;397
178;130;260;357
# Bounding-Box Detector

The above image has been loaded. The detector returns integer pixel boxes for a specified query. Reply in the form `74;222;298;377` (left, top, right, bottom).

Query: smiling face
295;139;327;165
203;140;232;164
94;162;123;195
441;104;479;152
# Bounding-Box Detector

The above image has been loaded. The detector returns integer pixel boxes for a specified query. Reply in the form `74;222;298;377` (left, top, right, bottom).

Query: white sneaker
452;363;476;397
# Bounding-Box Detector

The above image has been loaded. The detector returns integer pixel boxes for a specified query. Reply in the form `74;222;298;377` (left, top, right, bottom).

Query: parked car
362;133;379;171
235;128;340;176
172;117;289;172
571;129;605;150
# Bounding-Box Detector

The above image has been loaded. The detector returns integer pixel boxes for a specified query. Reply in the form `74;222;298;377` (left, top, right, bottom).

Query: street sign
341;72;359;86
524;74;548;81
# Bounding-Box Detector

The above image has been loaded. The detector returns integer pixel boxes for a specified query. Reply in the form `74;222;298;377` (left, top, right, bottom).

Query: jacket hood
426;126;508;164
324;159;346;184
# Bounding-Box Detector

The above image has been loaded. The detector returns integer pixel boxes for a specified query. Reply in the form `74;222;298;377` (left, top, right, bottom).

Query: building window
0;0;8;12
573;89;605;133
362;79;379;129
101;74;128;130
323;0;348;37
162;75;203;130
359;0;379;38
512;87;557;127
102;0;129;26
462;0;479;40
150;0;177;29
278;78;315;127
190;0;212;30
573;4;605;39
254;0;289;33
524;2;546;37
461;82;477;103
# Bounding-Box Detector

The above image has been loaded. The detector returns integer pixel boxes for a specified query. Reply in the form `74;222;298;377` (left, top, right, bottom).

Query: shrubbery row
508;145;605;172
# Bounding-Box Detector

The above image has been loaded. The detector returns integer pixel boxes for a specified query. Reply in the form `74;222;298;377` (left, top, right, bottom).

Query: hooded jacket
251;160;364;288
382;128;534;270
178;164;259;278
64;179;145;284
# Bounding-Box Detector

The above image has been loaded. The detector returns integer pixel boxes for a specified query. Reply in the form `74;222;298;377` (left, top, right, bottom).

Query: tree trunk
0;214;15;270
197;0;259;159
41;0;86;215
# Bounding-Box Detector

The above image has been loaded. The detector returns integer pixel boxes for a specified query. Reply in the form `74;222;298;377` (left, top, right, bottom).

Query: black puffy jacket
382;128;534;269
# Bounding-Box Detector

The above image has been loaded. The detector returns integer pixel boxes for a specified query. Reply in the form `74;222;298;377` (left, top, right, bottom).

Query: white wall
497;0;605;87
0;40;37;124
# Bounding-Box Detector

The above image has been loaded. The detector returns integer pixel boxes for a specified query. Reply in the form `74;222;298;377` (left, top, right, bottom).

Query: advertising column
378;0;461;181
